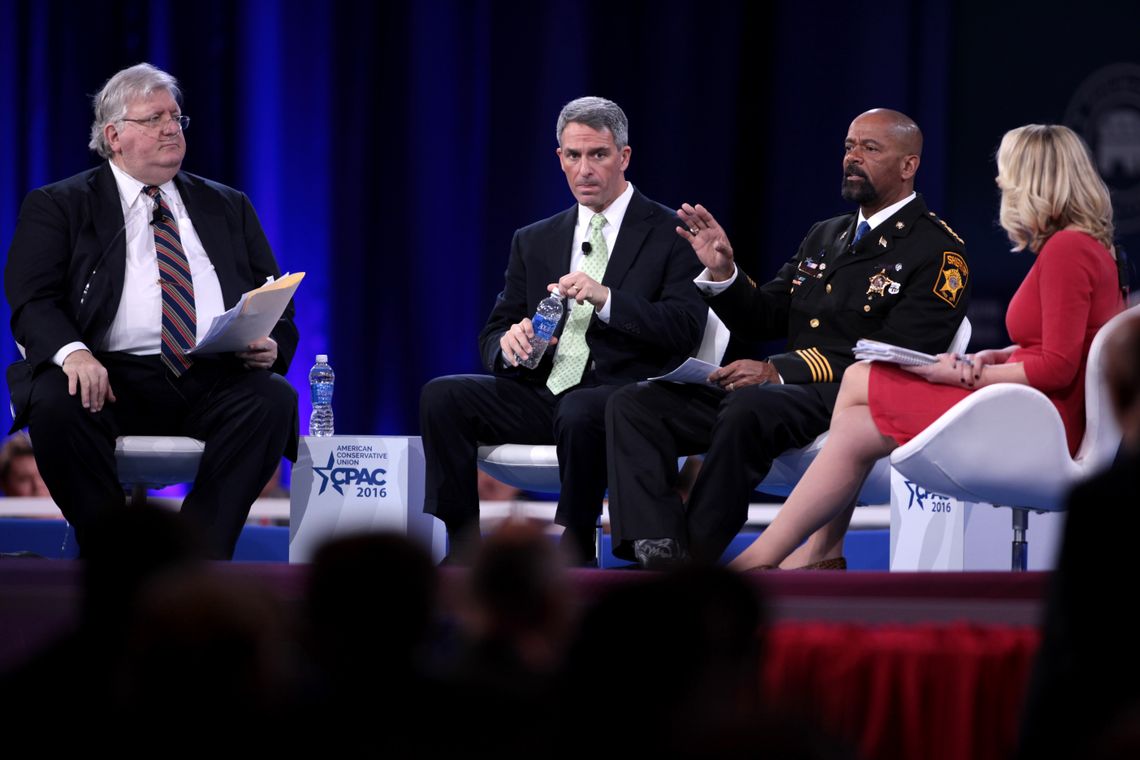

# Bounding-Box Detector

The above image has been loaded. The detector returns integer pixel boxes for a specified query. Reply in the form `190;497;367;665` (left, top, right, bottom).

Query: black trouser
420;373;620;561
26;352;297;559
606;380;838;563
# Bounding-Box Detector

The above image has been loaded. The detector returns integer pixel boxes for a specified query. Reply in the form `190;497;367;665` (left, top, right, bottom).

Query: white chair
115;435;205;503
9;343;205;506
477;307;731;493
756;316;972;502
889;305;1137;570
478;314;971;505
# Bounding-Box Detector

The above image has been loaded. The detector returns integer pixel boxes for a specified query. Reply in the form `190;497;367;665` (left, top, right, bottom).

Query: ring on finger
727;382;735;391
689;226;699;235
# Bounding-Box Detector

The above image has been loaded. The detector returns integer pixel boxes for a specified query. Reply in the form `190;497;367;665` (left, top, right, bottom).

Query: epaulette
926;210;965;246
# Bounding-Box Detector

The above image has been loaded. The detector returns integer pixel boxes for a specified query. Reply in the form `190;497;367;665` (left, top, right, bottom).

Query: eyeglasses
121;114;191;133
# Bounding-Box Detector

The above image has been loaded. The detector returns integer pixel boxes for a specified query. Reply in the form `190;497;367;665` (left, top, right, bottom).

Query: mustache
844;164;868;179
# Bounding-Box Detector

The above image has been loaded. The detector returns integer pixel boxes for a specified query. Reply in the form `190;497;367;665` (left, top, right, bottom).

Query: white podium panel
889;468;967;570
289;436;445;563
889;468;1065;571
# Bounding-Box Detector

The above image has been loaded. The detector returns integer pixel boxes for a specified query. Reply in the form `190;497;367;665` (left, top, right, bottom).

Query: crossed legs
727;362;898;570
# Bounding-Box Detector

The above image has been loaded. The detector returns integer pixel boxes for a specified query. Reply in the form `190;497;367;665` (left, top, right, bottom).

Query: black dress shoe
633;538;689;570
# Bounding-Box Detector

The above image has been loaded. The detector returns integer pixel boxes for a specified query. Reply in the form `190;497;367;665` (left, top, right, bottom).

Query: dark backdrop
2;0;1138;439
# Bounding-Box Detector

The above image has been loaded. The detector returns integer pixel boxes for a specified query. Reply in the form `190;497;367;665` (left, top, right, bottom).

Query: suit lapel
79;165;128;334
88;164;127;286
553;204;577;276
601;189;650;288
176;172;242;307
829;216;858;259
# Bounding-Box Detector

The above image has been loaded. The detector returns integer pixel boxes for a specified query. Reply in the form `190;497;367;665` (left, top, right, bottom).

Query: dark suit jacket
706;194;969;384
5;162;299;427
477;188;706;386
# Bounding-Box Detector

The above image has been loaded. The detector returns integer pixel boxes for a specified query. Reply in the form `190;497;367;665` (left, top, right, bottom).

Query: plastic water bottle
519;288;563;369
309;354;335;437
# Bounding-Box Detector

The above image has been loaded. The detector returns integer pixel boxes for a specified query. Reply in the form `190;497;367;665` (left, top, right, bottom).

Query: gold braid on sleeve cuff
794;348;834;382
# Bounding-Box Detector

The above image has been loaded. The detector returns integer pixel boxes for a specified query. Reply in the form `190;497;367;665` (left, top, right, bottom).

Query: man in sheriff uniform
605;108;970;567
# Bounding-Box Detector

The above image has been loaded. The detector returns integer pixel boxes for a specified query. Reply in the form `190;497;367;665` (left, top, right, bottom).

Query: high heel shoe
793;557;847;571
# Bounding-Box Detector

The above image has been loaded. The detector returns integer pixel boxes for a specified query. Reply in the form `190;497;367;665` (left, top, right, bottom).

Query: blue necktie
853;221;871;245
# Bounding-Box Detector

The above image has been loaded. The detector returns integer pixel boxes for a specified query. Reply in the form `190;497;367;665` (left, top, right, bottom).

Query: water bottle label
311;383;333;405
532;313;557;340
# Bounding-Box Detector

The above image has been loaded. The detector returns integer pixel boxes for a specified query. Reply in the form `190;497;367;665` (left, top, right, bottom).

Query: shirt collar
858;191;917;231
576;181;635;233
107;160;179;212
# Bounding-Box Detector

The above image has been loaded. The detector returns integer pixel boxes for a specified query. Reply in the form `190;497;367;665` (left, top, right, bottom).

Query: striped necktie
144;185;195;377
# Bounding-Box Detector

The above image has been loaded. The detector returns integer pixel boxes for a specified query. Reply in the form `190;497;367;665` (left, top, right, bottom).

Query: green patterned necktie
546;213;609;395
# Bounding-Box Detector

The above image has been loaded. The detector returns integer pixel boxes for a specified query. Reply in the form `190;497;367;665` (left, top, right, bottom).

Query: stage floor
0;558;1048;672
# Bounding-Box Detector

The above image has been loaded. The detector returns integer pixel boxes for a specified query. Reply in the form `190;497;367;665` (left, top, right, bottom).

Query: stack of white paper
852;339;937;366
192;272;305;354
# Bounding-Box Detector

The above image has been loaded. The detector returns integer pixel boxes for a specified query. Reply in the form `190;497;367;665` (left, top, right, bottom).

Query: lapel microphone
151;204;165;226
80;222;128;307
581;241;592;255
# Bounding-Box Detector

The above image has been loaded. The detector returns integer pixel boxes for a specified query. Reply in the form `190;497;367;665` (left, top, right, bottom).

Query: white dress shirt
53;161;226;366
497;181;636;366
568;180;635;322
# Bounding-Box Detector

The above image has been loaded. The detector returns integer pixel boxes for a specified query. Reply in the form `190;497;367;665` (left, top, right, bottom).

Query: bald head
842;108;923;216
855;108;923;156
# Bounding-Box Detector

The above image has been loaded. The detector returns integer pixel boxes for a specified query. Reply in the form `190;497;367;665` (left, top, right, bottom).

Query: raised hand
676;202;735;280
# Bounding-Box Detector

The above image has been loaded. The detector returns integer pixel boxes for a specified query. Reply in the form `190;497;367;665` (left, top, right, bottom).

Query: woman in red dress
730;124;1125;571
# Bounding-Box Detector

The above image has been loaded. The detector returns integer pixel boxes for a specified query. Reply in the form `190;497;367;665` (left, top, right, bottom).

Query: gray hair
88;63;182;158
555;96;629;149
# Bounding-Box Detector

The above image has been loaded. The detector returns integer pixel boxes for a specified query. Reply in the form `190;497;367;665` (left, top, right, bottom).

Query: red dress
869;230;1123;456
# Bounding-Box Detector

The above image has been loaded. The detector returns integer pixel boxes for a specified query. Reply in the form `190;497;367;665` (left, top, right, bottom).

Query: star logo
313;452;339;495
905;480;926;510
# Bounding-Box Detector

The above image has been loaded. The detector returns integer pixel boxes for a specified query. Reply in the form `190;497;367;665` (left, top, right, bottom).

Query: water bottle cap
316;354;328;363
551;287;561;297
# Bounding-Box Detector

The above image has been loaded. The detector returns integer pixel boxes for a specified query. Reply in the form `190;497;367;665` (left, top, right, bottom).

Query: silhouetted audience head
301;532;439;748
119;569;292;739
79;505;204;633
0;432;48;497
307;532;437;677
467;518;572;665
560;566;767;756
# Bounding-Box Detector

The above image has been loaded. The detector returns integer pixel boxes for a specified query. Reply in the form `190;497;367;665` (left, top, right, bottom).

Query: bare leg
782;499;859;568
728;363;896;571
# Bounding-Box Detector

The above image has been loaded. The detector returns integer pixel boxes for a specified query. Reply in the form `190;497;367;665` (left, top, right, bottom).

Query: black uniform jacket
707;194;970;384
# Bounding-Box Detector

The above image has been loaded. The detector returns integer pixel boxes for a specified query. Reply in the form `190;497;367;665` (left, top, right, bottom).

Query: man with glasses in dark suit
5;62;298;558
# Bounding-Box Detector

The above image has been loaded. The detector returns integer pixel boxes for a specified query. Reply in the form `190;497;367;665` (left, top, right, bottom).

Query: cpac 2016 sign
312;449;387;498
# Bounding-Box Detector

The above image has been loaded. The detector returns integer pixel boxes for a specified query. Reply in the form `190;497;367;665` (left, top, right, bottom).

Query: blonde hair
996;124;1115;253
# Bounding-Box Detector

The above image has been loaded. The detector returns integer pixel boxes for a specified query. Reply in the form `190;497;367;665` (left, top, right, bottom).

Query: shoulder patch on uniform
933;251;968;308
